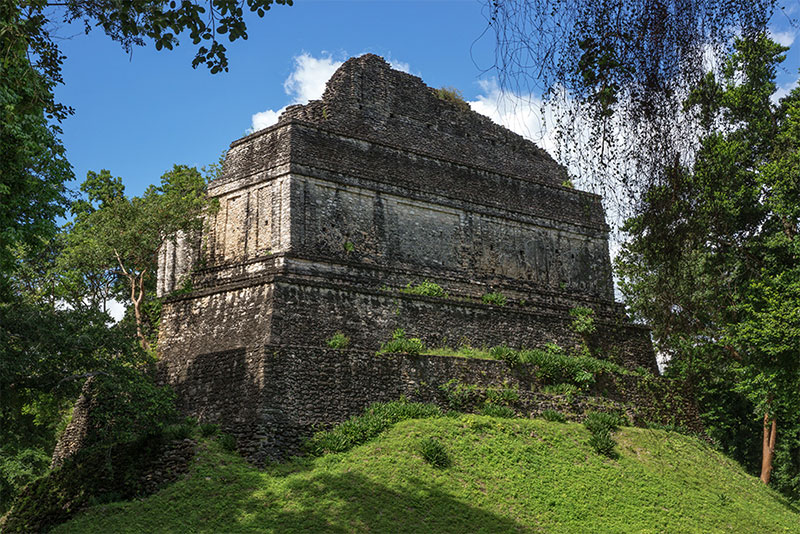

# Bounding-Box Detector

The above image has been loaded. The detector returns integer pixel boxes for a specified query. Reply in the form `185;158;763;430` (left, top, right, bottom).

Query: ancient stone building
155;55;665;461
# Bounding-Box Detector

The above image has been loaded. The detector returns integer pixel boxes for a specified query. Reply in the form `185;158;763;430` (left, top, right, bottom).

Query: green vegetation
342;241;355;253
481;291;507;307
326;332;350;349
377;329;426;355
584;411;626;458
541;409;567;423
569;306;596;336
304;400;442;456
49;415;800;534
400;280;447;298
617;34;800;492
433;86;470;111
418;437;451;468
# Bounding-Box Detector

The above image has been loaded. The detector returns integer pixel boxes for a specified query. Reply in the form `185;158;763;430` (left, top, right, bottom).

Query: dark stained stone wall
150;54;677;463
159;346;701;464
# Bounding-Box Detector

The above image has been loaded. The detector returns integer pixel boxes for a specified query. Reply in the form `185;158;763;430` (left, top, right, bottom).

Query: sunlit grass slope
54;416;800;534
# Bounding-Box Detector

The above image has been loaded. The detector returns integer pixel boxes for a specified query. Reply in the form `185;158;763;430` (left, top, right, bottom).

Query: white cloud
769;29;796;47
387;58;411;74
773;76;799;103
283;53;343;104
249;53;343;133
468;79;559;157
250;53;413;133
107;298;126;323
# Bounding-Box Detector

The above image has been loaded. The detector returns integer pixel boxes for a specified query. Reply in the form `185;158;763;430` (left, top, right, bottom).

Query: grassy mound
51;416;799;533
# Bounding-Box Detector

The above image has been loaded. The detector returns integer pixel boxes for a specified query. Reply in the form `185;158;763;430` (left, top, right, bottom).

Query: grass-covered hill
50;414;799;534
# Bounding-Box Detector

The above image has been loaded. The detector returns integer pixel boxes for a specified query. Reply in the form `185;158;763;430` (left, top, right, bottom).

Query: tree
1;0;292;298
617;34;800;490
482;0;793;217
66;165;215;349
0;1;72;299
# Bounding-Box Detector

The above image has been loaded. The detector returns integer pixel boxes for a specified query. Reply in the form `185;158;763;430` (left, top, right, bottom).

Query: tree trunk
760;411;777;484
132;272;150;351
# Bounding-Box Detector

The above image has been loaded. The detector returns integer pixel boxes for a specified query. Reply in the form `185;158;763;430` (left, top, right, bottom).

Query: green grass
52;416;800;534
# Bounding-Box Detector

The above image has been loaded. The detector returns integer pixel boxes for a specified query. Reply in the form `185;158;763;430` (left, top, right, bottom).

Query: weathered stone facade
155;54;670;461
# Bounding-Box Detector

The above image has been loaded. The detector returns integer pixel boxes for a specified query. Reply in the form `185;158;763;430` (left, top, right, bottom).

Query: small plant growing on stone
401;279;447;298
433;86;470;112
327;332;350;349
377;328;425;355
561;179;575;188
199;423;220;437
439;379;480;410
541;409;567;423
343;241;355;253
488;344;518;365
485;384;519;405
419;437;451;468
482;291;507;307
570;306;597;335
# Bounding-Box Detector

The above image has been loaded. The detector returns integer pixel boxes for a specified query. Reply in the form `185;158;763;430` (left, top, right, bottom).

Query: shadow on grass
60;464;532;534
233;471;532;534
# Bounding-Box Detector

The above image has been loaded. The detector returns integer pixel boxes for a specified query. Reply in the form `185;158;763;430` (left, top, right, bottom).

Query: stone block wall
159;345;700;464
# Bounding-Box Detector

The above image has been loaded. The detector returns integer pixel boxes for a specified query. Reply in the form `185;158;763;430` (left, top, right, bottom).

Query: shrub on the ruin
419;437;451;468
326;332;350;349
377;328;425;355
433;86;470;111
480;403;516;418
482;292;507;306
542;409;567;423
485;385;519;405
488;344;518;365
199;423;220;437
401;280;447;298
439;379;480;411
163;420;195;441
570;306;597;335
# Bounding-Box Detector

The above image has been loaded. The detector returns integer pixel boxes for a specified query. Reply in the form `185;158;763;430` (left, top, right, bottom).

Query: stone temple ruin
153;55;679;462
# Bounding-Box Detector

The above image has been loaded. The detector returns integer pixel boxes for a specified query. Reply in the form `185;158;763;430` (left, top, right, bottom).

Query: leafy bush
485;385;520;406
199;423;220;437
401;280;447;298
515;343;625;388
588;430;617;458
541;409;567;423
305;400;442;456
570;306;597;335
480;404;516;418
377;329;425;355
482;292;507;306
419;437;451;468
163;420;195;441
218;433;237;452
88;368;178;446
488;344;518;365
439;380;481;410
326;332;350;349
433;86;470;111
584;411;625;458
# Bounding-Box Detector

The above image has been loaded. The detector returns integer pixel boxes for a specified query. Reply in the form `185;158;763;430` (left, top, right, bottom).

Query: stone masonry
155;54;667;461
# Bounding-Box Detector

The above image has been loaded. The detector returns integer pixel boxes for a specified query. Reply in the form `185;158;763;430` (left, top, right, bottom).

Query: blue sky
55;0;504;197
53;0;799;199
